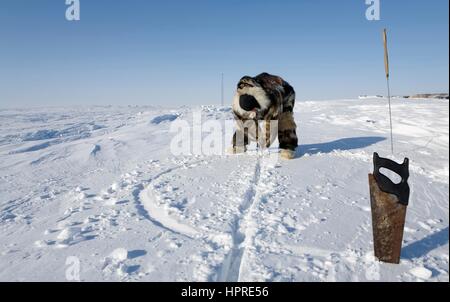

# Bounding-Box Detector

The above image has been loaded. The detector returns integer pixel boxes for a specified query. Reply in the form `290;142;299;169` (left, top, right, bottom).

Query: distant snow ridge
150;114;179;125
358;95;384;100
22;130;60;141
24;123;105;141
6;122;106;154
9;122;105;143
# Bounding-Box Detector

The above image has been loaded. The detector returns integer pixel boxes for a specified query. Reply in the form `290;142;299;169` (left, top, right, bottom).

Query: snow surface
0;98;448;282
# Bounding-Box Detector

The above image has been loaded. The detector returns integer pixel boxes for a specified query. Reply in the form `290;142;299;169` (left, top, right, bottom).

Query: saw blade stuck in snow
369;152;410;264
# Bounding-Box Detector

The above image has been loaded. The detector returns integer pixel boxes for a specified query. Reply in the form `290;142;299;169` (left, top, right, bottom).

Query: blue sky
0;0;448;107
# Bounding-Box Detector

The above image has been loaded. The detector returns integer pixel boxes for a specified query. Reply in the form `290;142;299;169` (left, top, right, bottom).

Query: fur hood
232;73;296;121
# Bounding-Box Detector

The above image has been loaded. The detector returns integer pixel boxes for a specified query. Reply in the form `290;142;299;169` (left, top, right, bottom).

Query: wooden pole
383;29;394;154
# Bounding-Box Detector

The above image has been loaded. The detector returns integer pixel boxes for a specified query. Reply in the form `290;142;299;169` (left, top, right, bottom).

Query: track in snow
217;155;267;282
134;159;209;238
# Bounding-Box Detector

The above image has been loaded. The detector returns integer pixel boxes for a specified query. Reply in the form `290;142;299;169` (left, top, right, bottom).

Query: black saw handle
373;153;410;206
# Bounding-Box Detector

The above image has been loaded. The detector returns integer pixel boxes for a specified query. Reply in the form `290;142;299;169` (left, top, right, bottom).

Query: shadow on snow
402;227;449;260
297;136;386;157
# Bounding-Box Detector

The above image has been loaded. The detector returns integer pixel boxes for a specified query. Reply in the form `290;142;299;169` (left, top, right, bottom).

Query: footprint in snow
54;227;95;248
102;248;144;277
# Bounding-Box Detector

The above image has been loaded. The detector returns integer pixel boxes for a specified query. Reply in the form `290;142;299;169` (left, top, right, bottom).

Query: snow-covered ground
0;98;448;282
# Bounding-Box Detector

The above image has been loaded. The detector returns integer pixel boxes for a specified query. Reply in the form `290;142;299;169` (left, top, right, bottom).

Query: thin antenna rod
221;73;224;107
383;28;394;154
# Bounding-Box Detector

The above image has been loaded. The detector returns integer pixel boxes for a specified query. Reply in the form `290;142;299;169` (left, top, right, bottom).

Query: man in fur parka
229;72;299;160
